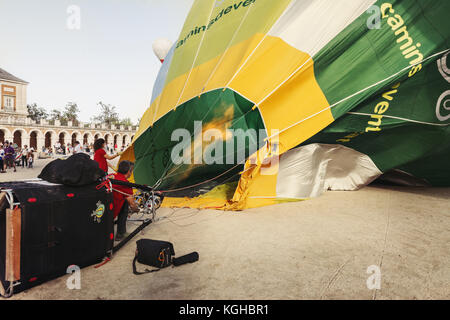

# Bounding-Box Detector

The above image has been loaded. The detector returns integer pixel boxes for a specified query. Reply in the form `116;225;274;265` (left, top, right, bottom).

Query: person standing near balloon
93;138;121;173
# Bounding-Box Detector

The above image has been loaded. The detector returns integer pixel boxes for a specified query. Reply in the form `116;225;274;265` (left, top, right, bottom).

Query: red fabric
111;173;133;219
94;149;108;172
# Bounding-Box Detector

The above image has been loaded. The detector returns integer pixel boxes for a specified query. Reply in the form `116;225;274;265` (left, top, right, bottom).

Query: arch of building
58;131;70;145
12;128;28;148
113;134;121;149
0;128;12;145
104;133;112;142
43;130;58;149
83;132;94;145
122;134;129;146
28;129;43;150
94;132;102;141
71;131;82;146
0;128;135;153
104;133;113;148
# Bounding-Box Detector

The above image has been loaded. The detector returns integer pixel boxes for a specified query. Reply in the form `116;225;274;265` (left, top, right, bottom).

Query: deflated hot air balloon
122;0;450;210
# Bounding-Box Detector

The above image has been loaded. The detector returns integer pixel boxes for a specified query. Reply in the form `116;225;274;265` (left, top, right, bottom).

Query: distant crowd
42;141;128;158
0;141;35;173
0;139;130;174
42;141;93;157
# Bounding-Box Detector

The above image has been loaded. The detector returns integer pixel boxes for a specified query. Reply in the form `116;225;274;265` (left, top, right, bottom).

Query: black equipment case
0;179;114;297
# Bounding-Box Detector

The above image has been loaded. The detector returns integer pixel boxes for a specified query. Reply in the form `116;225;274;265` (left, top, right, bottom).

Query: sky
0;0;195;124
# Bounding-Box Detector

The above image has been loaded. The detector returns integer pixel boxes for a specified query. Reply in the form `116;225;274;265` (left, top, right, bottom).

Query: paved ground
0;158;53;182
1;158;449;300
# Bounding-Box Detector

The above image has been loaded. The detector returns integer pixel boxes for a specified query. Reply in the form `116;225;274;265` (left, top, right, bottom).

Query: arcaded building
0;68;136;151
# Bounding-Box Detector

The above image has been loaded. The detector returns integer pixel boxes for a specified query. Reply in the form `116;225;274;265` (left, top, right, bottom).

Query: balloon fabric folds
121;0;450;210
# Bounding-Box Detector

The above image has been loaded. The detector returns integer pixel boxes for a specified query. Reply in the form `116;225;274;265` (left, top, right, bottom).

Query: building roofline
0;68;29;84
0;78;29;85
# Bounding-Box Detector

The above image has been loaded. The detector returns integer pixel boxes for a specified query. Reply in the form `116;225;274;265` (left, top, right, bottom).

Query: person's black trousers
117;201;129;235
21;155;27;167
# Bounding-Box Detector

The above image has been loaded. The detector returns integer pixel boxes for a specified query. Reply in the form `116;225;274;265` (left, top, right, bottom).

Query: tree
49;109;62;121
92;101;120;125
118;117;133;127
27;103;48;121
62;102;80;125
48;102;80;125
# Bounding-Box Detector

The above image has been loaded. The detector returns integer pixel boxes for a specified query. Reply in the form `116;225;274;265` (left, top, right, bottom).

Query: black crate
0;180;114;297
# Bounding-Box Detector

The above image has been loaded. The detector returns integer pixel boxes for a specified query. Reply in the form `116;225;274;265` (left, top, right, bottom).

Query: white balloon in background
152;38;173;63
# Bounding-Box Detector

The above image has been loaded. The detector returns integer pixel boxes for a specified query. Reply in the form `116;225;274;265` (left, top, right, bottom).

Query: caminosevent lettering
337;3;425;141
381;2;424;77
364;3;424;133
176;0;256;49
365;82;401;132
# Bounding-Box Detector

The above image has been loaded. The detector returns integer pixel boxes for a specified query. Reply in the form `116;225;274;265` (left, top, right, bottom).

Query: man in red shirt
112;160;139;241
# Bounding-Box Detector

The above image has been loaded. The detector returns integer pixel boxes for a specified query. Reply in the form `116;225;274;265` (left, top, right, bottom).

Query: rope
111;187;134;197
141;15;449;195
257;56;313;106
160;162;242;194
94;257;111;269
201;2;254;93
145;0;348;187
150;0;215;125
264;48;450;141
173;1;217;109
151;1;259;185
148;96;259;188
222;1;294;89
153;49;450;195
142;2;292;186
347;112;450;127
96;179;113;192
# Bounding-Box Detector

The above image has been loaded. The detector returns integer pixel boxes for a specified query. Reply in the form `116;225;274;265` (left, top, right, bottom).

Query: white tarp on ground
276;144;382;199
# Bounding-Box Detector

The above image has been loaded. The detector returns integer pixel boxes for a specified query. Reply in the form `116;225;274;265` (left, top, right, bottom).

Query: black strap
113;219;152;254
109;179;153;192
132;256;161;275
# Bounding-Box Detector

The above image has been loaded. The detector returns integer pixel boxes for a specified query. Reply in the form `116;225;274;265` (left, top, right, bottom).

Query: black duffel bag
38;153;106;186
133;239;175;275
133;239;199;275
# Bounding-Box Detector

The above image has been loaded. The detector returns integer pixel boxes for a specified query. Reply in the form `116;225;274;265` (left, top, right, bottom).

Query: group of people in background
0;141;35;173
41;141;127;157
0;138;130;178
44;141;93;156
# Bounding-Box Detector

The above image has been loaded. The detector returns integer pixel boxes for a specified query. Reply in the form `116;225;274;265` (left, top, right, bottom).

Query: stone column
52;132;58;148
4;130;14;143
36;131;45;152
22;132;30;148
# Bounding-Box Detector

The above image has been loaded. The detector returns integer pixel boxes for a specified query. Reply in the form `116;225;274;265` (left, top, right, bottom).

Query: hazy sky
0;0;194;123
